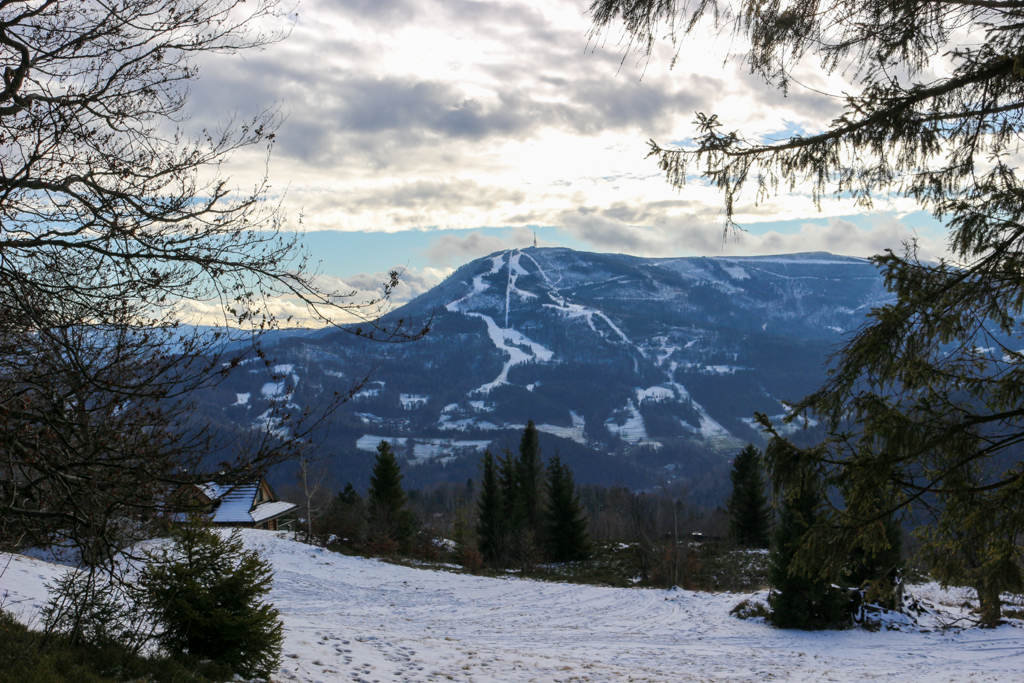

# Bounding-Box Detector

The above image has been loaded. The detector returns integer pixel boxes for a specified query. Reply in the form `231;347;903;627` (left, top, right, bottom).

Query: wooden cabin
178;478;296;531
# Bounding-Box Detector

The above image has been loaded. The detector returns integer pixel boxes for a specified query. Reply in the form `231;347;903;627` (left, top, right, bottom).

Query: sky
185;0;950;313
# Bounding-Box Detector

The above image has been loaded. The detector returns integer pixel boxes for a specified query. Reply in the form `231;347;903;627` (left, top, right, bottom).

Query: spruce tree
325;482;366;546
476;451;505;564
498;448;519;523
367;440;414;548
517;420;544;536
588;0;1024;626
142;524;283;680
768;480;848;630
544;454;590;562
726;444;771;548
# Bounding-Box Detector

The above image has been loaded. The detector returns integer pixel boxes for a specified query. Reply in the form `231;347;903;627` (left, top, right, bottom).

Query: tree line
314;421;591;568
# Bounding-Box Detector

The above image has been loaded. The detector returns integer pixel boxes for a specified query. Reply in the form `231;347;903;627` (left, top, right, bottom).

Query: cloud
422;231;511;266
331;0;419;22
173;0;935;276
559;210;945;261
339;266;452;303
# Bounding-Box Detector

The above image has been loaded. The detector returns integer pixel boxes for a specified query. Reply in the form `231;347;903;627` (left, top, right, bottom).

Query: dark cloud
349;179;526;213
331;79;531;139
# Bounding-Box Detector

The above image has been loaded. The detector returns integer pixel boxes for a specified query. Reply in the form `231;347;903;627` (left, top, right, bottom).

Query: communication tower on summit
533;231;537;248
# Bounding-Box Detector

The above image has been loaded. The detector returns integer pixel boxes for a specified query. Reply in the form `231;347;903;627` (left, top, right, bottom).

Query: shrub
0;609;228;683
41;569;150;653
142;524;283;681
730;599;770;620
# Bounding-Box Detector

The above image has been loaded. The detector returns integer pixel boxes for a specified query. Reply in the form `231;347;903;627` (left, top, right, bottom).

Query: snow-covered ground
3;531;1023;683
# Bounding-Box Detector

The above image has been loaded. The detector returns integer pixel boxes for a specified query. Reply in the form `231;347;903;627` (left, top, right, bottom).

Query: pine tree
142;524;283;680
517;420;544;536
726;444;771;549
476;451;505;564
367;440;414;549
544;454;590;562
768;481;848;630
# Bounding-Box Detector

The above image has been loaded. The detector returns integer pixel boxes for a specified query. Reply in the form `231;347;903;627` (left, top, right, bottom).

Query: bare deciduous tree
0;0;426;563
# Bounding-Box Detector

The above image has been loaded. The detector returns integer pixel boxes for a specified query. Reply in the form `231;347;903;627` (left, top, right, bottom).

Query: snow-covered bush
729;599;769;621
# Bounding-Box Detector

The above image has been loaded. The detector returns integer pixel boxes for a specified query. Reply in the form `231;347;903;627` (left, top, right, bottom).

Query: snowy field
3;530;1024;683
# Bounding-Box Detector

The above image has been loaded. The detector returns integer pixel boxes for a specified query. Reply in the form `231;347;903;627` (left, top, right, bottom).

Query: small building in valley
178;478;296;531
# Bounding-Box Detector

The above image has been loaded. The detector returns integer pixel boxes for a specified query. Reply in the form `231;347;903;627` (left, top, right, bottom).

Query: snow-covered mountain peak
201;247;891;499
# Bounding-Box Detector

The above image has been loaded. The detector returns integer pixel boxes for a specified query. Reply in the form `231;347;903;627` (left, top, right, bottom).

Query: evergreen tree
726;444;771;549
517;420;544;536
324;482;366;547
590;0;1024;626
142;524;283;680
367;440;414;548
845;512;904;613
338;482;360;506
768;481;849;630
544;454;590;562
498;448;519;523
476;451;505;564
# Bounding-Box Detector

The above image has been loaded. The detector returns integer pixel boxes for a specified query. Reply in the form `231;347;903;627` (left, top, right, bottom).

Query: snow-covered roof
251;501;297;524
210;483;262;523
193;480;297;525
198;483;231;501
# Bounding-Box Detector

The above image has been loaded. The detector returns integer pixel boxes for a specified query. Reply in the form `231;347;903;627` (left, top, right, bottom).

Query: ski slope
3;531;1023;683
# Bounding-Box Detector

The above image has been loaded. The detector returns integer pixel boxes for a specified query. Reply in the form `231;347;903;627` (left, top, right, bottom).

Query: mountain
197;247;890;504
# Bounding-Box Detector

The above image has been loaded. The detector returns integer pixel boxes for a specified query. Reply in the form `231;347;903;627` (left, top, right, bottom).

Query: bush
142;524;283;681
730;599;770;620
0;609;227;683
41;569;150;652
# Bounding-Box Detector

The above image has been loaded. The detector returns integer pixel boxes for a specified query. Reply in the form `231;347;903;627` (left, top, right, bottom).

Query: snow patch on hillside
637;385;676;403
437;416;501;431
232;392;250;406
668;376;744;450
469;312;554;395
678;362;746;375
356;435;408;451
721;264;750;280
261;381;289;399
606;400;648;443
352;381;384;400
742;413;818;436
399;394;428;410
536;411;587;444
253;410;290;440
489;253;505;274
409;438;492;464
445;273;492;312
